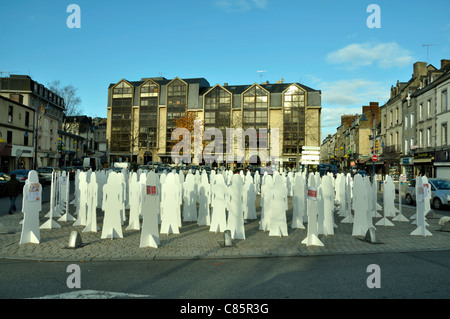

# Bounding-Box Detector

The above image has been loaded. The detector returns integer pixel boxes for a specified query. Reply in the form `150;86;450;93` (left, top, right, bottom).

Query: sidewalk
0;195;449;262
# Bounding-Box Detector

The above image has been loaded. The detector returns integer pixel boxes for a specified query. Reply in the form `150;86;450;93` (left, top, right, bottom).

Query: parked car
9;169;45;188
404;178;450;210
37;167;59;185
0;172;11;197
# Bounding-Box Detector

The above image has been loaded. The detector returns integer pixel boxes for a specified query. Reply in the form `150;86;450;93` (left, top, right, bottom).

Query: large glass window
166;78;187;153
283;85;305;154
139;81;159;149
110;81;133;153
242;85;268;131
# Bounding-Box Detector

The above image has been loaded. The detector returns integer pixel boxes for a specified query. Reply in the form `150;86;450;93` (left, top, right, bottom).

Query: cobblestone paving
1;195;449;261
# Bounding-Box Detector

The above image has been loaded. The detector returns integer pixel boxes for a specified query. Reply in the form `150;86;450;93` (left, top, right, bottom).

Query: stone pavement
0;194;449;262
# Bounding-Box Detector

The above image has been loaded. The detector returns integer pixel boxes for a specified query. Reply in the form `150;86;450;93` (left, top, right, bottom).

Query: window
7;131;12;144
395;108;399;124
404;138;408;154
419;103;423;120
404;115;408;129
242;85;268;131
410;112;414;128
283;85;306;153
427;99;431;118
389;110;393;127
427;128;431;146
443;90;448;112
8;106;13;123
419;130;423;147
442;123;448;146
24;134;28;146
25;111;30;127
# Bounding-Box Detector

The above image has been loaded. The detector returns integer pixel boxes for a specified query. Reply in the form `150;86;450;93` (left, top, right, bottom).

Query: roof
108;78;320;94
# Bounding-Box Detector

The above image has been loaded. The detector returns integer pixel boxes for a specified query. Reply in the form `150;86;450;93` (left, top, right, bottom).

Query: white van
83;157;102;171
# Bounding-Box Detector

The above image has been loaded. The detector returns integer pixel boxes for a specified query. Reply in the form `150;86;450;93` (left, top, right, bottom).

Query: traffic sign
372;155;378;162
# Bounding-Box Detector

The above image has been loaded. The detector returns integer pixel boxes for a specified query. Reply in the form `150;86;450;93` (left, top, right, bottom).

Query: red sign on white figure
307;187;318;201
146;185;158;196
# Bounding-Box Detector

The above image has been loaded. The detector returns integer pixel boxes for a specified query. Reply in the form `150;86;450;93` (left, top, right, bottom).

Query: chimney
441;59;450;69
223;83;228;86
413;61;427;79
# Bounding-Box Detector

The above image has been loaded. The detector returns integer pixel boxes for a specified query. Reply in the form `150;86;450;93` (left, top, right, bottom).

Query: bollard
224;230;233;247
67;230;83;249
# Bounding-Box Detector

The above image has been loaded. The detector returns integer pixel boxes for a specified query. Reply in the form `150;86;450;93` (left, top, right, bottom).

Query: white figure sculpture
59;169;75;222
40;171;61;229
411;176;432;236
209;174;228;233
83;172;99;233
341;174;353;223
254;170;261;194
126;172;141;231
259;174;273;231
243;177;257;220
302;173;324;246
20;171;42;244
160;172;182;235
197;174;211;226
376;175;395;227
101;172;124;239
291;172;306;229
352;174;371;236
73;171;88;227
227;174;246;239
183;173;198;222
269;175;288;237
321;174;335;235
383;175;398;217
140;171;160;248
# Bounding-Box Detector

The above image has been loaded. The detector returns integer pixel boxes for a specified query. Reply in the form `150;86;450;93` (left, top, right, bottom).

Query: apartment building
106;76;322;169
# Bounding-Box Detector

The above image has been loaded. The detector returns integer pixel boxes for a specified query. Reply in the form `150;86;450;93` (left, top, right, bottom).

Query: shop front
400;156;414;180
434;150;450;179
413;151;435;178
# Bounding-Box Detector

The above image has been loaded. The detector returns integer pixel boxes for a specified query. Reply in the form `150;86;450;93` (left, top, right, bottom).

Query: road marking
32;290;154;299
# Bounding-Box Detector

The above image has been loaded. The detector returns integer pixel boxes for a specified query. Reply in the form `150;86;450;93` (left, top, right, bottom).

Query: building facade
0;75;66;170
106;77;322;169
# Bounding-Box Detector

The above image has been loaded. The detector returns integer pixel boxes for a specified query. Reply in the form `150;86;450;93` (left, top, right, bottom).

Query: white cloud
319;78;390;135
326;42;415;70
215;0;268;12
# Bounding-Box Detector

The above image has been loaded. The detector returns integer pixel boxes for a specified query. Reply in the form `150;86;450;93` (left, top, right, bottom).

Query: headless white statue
101;172;124;239
209;174;228;233
197;174;211;226
73;171;88;227
160;172;182;235
83;172;99;233
20;171;42;244
269;175;288;237
140;171;160;248
227;174;246;239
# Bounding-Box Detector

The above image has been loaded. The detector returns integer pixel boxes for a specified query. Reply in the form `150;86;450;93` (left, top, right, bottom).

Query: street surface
0;250;449;300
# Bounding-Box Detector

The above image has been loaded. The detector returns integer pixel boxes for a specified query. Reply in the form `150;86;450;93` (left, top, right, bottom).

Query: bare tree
48;80;83;116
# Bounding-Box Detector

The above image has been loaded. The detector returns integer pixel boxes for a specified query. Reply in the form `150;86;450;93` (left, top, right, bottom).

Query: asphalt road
0;250;449;300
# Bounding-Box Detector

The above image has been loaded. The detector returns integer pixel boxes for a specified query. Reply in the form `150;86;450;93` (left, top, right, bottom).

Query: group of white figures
18;167;434;248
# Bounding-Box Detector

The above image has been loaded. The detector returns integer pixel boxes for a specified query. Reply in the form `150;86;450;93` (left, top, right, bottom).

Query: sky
1;0;449;143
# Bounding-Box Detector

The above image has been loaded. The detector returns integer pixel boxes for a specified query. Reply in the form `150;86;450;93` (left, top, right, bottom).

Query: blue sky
1;0;449;142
